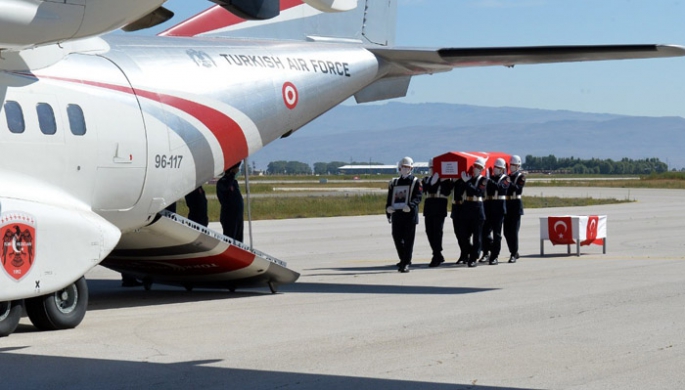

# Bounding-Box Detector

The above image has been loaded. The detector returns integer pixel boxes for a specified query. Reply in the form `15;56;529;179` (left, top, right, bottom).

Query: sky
141;0;685;118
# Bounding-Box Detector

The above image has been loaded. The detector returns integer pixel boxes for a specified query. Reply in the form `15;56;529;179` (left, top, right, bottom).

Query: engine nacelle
0;0;165;50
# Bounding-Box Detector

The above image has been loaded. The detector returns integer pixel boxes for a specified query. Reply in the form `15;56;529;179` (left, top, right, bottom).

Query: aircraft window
4;101;25;134
37;103;57;135
67;104;86;135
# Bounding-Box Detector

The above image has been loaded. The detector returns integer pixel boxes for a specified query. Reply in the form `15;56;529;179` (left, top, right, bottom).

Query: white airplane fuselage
0;35;380;301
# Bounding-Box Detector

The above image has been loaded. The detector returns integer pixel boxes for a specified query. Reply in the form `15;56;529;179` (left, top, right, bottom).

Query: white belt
465;196;483;202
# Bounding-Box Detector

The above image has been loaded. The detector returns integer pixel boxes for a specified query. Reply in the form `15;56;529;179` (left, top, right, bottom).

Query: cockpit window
37;103;57;135
67;104;86;136
4;101;25;134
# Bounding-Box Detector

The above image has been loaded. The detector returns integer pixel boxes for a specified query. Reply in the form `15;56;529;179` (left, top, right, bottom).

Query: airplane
0;0;683;337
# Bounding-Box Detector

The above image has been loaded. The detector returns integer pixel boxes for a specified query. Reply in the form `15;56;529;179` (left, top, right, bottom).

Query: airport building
337;162;429;175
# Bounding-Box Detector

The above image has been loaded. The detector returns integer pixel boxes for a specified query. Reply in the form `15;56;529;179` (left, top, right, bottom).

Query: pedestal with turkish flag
539;215;607;256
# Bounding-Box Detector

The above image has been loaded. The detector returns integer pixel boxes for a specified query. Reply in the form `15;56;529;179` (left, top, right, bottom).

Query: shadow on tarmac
0;348;541;390
279;282;496;295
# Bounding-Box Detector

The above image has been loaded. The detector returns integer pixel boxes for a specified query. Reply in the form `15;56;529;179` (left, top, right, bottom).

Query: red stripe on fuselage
160;0;304;37
31;74;247;170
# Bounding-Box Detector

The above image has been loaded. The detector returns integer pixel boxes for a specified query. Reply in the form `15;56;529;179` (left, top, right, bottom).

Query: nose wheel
25;276;88;331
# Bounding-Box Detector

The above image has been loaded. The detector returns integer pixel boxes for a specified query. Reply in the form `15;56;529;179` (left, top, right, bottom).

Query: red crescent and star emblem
548;216;574;245
282;82;299;110
1;212;37;281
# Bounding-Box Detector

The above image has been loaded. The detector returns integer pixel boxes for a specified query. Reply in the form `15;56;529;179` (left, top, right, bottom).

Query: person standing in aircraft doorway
504;155;527;263
459;157;487;268
422;159;453;267
386;156;423;273
217;162;244;242
185;186;209;227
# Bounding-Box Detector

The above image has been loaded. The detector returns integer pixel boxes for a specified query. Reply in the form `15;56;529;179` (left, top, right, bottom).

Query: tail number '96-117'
155;155;183;169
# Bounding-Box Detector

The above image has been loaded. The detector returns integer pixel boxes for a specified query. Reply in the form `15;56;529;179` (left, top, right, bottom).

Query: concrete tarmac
1;187;684;389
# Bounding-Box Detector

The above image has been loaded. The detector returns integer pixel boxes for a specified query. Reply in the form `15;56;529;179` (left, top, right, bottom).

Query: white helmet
474;157;486;169
494;158;506;169
510;155;522;166
398;156;414;170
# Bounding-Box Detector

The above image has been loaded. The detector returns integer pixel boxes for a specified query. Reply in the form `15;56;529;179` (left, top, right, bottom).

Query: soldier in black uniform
503;155;526;263
386;156;423;273
185;186;209;227
450;175;468;264
459;157;487;268
480;158;510;265
217;162;244;242
422;160;453;267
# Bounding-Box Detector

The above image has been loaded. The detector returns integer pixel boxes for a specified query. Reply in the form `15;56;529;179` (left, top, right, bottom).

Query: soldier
185;186;209;227
480;158;510;265
459;157;487;268
422;160;453;267
504;155;526;263
386;156;423;273
217;162;244;242
450;174;468;265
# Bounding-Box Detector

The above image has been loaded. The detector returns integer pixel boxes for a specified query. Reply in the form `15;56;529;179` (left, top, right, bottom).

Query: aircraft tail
160;0;397;47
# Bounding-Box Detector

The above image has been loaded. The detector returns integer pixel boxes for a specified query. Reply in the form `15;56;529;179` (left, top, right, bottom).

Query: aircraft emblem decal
282;82;299;110
1;212;37;281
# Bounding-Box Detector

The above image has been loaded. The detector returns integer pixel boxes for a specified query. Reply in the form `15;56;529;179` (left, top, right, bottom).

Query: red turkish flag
548;217;574;245
581;215;603;246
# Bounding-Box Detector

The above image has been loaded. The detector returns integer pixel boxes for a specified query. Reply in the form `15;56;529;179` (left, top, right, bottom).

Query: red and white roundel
282;82;298;110
1;212;37;281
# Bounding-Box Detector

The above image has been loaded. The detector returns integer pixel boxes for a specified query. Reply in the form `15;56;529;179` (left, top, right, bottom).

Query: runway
1;187;684;389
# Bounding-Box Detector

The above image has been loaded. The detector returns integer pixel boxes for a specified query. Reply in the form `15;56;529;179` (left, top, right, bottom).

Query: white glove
402;205;411;213
386;206;395;214
461;171;471;181
430;172;439;185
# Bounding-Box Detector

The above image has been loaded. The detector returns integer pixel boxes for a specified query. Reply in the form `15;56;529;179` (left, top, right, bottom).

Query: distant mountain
250;102;685;170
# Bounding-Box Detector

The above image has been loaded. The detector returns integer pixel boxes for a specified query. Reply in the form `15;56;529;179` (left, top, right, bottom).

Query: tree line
523;155;668;174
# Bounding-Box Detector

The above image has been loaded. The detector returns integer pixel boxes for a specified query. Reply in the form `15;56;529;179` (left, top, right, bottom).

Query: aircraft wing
370;44;685;76
101;212;299;292
352;44;685;102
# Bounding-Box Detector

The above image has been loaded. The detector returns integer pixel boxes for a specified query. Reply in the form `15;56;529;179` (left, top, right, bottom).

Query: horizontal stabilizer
102;211;299;291
371;44;685;77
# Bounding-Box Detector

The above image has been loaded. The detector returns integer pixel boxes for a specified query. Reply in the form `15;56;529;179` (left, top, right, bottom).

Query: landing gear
25;276;88;331
0;300;23;337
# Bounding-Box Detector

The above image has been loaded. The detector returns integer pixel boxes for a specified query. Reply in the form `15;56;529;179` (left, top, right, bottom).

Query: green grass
176;193;631;222
177;172;685;221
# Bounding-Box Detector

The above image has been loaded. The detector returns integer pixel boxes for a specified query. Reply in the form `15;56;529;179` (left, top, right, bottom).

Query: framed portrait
392;185;409;209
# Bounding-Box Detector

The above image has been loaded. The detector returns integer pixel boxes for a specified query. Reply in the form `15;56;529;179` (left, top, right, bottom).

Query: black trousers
460;216;484;262
425;214;445;260
503;214;521;256
482;213;504;259
392;219;417;266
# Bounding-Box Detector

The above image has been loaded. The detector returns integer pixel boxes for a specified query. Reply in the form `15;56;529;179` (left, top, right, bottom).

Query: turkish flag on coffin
547;216;575;245
433;151;512;179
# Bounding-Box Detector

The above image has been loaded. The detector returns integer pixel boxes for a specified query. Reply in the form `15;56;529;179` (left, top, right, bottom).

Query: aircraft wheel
0;300;23;337
143;278;153;291
184;284;194;292
25;277;88;331
268;281;278;294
